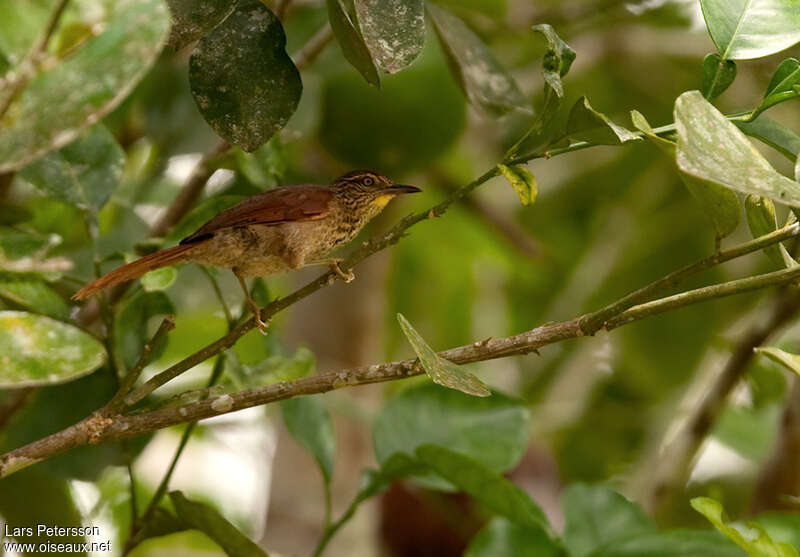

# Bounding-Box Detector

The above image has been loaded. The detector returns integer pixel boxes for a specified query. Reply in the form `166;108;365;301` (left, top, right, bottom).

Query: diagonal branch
4;259;800;479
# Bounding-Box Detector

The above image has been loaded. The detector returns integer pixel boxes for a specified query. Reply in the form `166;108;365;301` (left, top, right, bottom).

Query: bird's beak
384;184;422;194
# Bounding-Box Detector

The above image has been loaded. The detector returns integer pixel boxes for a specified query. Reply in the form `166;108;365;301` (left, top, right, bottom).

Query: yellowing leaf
497;164;537;206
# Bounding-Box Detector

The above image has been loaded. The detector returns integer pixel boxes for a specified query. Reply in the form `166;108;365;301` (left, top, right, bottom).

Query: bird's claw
254;313;271;335
330;261;355;283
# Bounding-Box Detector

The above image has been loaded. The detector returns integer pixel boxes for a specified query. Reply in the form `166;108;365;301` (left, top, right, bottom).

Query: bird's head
331;170;421;212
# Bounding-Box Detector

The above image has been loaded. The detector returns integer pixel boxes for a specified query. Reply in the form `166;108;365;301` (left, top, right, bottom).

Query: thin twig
125;335;228;553
105;316;175;414
291;23;333;70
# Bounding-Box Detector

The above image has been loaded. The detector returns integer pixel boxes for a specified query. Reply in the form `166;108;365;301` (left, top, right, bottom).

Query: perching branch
4;239;800;478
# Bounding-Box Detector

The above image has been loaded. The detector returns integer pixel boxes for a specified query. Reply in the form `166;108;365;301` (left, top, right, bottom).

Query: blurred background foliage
2;0;800;555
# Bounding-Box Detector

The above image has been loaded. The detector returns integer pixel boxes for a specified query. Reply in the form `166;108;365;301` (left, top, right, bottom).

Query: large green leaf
464;518;563;557
590;530;745;557
0;310;106;388
397;313;490;396
415;445;552;533
169;491;267;557
354;0;425;74
675;91;800;207
692;497;799;556
280;395;336;484
427;3;526;114
19;125;124;214
373;382;530;474
0;274;69;319
0;0;169;172
189;1;301;152
561;484;655;557
166;0;237;50
700;0;800;60
327;0;380;87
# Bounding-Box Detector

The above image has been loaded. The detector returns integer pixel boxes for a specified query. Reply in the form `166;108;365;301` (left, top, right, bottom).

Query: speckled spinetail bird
72;170;421;333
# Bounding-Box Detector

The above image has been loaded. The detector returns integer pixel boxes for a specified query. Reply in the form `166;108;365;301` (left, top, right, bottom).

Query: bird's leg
306;258;355;283
234;271;270;334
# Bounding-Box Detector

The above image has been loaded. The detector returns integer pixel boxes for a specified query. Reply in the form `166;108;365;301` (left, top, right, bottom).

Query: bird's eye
362;177;374;186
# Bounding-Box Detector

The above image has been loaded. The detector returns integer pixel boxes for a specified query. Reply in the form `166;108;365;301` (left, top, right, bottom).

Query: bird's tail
72;244;193;300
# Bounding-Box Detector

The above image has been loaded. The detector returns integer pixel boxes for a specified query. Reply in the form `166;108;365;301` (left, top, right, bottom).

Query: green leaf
532;24;575;98
397;312;490;396
427;3;526;114
701;53;737;100
354;0;425;74
630;110;675;153
567;97;640;145
755;346;800;376
19;125;124;214
562;484;655;557
169;491;268;557
700;0;800;60
113;290;174;371
464;517;563;557
765;58;800;98
0;0;170;172
415;445;552;533
745;195;797;268
373;382;530;477
327;0;380;87
509;24;574;156
497;164;537;205
141;266;178;292
189;1;301;152
0;310;106;387
166;0;237;50
129;530;229;556
675;90;800;207
691;497;799;556
737;116;800;161
590;530;746;557
0;274;69;319
280;395;336;483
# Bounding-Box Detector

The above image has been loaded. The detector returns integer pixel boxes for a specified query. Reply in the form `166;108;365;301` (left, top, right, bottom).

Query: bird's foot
253;310;271;335
329;259;355;283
